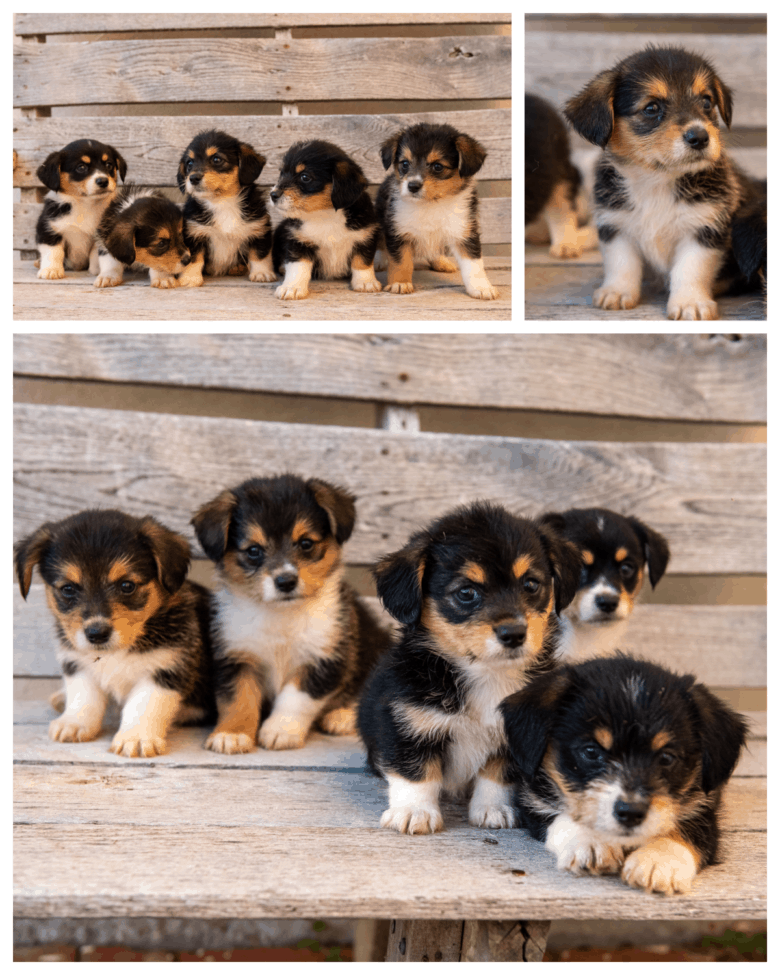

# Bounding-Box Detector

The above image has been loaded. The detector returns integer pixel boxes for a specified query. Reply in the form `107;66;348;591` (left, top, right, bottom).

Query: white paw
622;838;698;895
546;815;625;875
109;729;167;758
38;267;65;280
594;286;639;311
49;717;100;743
249;268;277;282
93;274;122;288
466;282;500;300
275;283;309;300
205;730;255;754
352;278;382;293
468;802;516;829
318;706;357;735
150;275;180;289
384;282;414;294
258;715;307;750
380;804;444;835
667;297;719;321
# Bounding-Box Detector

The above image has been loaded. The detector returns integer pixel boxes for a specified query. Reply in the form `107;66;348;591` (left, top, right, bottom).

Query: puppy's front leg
49;669;108;743
247;240;277;283
667;238;721;321
593;230;643;310
468;756;516;828
205;667;262;754
37;241;66;280
177;250;205;288
381;766;444;835
384;241;415;294
93;248;125;288
545;812;626;875
453;242;500;300
350;252;382;293
110;677;183;757
275;259;313;300
258;682;323;749
149;268;180;289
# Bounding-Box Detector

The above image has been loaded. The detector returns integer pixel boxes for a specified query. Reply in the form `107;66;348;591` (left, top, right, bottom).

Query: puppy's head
380;122;487;202
268;140;367;216
374;502;582;666
191;474;356;603
14;510;191;653
564;46;732;173
37;139;127;196
177;129;265;199
501;654;748;842
101;192;192;274
540;508;669;627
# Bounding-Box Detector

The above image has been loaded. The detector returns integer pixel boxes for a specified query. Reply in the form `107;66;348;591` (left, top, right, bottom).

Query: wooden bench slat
14;586;767;687
12;334;767;423
526;33;767;127
13;404;767;573
12;110;511;187
14;36;510;108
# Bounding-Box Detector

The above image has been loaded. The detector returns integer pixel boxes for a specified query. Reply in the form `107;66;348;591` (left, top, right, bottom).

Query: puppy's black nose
269;189;281;202
683;126;709;149
494;622;526;649
274;572;298;593
84;621;112;645
595;593;619;614
181;251;191;266
407;180;423;194
96;176;109;188
614;799;649;828
189;172;202;185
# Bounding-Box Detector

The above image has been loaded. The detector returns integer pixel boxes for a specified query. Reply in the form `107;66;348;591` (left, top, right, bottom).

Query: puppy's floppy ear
564;69;619;148
626;516;670;588
14;525;54;599
687;680;748;793
176;152;190;193
238;144;265;185
104;216;137;267
538;523;583;613
331;158;366;210
455;133;487;178
37;151;63;191
373;532;428;625
380;132;401;171
500;670;571;777
539;511;567;535
108;145;128;182
307;478;356;545
191;489;238;563
711;75;734;129
139;517;191;594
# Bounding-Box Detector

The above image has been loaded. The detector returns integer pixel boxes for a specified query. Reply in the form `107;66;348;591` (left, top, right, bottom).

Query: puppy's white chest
190;195;265;274
393;190;471;259
297;210;366;278
48;192;109;264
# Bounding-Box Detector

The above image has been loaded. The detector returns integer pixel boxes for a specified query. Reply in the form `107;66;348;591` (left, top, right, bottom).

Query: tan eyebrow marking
513;555;531;579
81;155;91;163
652;730;672;751
581;549;595;565
593;727;613;750
461;561;486;585
615;547;628;562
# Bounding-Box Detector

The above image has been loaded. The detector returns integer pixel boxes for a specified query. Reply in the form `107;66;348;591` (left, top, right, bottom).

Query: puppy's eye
119;581;136;595
399;160;410;174
75;163;88;174
658;751;677;768
579;743;604;763
431;162;444;174
523;578;540;594
186;159;194;172
152;240;170;255
60;583;79;598
619;562;635;579
298;538;314;552
702;94;713;110
455;586;480;606
299;173;311;183
580;566;589;586
212;155;224;166
643;102;661;117
245;544;265;564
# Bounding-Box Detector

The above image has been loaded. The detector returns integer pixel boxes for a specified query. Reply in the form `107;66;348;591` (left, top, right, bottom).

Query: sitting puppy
540;508;669;661
730;180;767;303
375;122;499;300
176;129;275;287
565;45;767;320
191;474;390;753
14;509;214;758
501;654;748;895
357;502;582;835
35;138;127;280
94;186;192;288
269;140;382;300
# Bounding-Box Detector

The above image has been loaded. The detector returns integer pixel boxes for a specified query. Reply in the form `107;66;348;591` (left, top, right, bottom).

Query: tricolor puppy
35;139;127;280
191;474;390;753
94;186;192;289
540;508;669;661
357;502;582;835
269;140;382;300
14;510;214;758
375;122;499;300
501;655;748;895
176;129;275;287
565;45;766;320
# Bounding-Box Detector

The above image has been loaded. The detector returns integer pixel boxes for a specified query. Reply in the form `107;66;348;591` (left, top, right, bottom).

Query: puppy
730;180;767;302
564;45;767;320
176;129;275;287
501;654;748;895
375;123;499;300
14;509;214;758
191;474;390;753
94;186;192;289
269;140;382;300
35;138;127;280
525;93;598;258
357;502;582;835
540;508;670;660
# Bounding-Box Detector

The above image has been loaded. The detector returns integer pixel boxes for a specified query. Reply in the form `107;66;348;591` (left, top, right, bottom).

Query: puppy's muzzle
84;619;113;645
96;176;109;189
269;188;282;203
407;180;423;195
683;126;709;150
274;571;298;594
493;621;526;649
613;797;649;829
595;593;620;615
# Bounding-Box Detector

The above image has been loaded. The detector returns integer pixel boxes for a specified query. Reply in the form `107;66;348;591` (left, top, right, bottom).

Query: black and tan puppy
94;186;192;288
35;138;127;280
564;45;766;320
269;140;382;300
176;128;275;287
191;474;390;753
14;510;214;758
501;654;748;895
540;508;670;660
375;122;499;300
357;502;582;834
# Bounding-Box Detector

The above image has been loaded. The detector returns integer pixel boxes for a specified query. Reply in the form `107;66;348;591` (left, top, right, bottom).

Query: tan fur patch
421;600;496;659
386;243;415;287
615;547;628;562
206;146;219;157
295;162;306;174
644;78;669;100
110;581;164;648
513;555;531;579
292;519;316;544
581;549;595;566
421;170;466;201
393;700;455;740
201;168;240;197
134;244;186;275
461;561;486;585
246;524;268;548
691;70;710;97
102;153;108;161
212;669;263;739
186;149;195;159
593;727;613;750
480;754;508;784
108;559;139;584
297;538;341;597
81;155;91;164
525;591;554;656
59;563;83;586
542;743;574;806
652;730;673;751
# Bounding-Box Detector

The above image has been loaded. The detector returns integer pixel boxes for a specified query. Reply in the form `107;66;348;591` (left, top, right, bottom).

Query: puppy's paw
384;282;415;295
380;804;444;835
352;278;383;293
429;255;458;273
622;837;698;895
318;706;357;735
666;297;719;321
49;716;100;743
258;715;307;750
466;282;500;300
275;283;309;300
248;268;277;283
227;263;248;276
549;240;583;259
205;730;255;754
593;286;639;311
468;802;516;829
110;729;167;758
150;275;180;289
546;814;624;875
93;274;123;288
37;267;65;280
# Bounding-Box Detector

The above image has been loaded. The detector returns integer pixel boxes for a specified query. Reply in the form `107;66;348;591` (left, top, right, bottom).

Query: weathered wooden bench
13;13;510;321
13;334;766;960
525;14;767;321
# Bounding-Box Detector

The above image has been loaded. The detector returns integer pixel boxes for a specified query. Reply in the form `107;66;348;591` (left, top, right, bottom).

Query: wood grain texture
13;404;767;573
12;333;767;422
461;920;551;961
526;33;767;127
12;111;510;187
14;585;766;686
14;36;510;108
